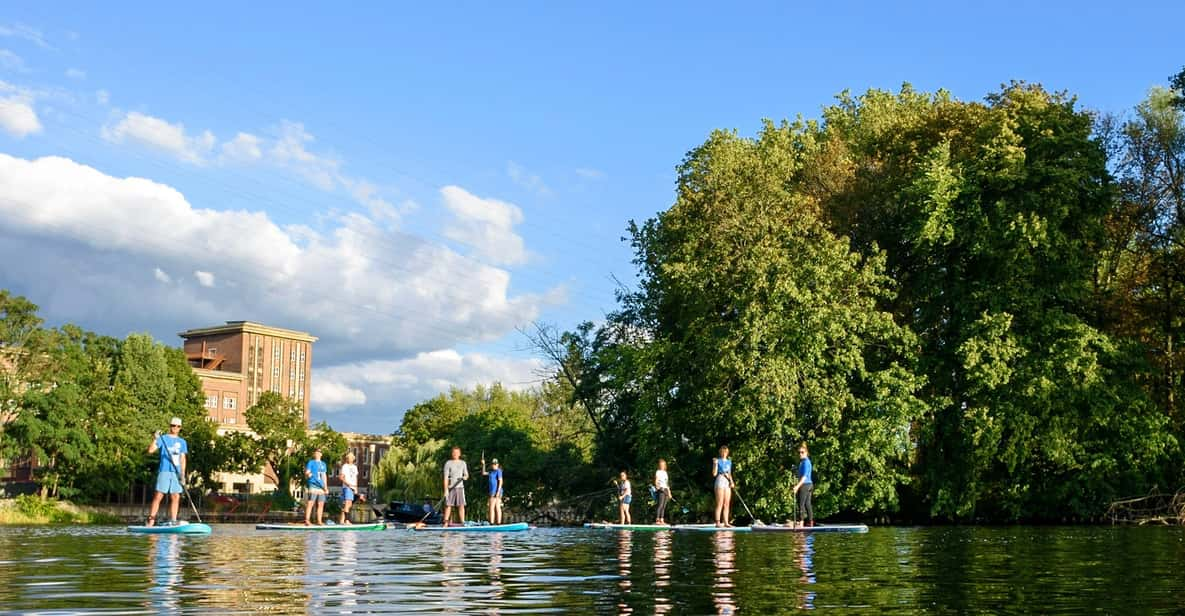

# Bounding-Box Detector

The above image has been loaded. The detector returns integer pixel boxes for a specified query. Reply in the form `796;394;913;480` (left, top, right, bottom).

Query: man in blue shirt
792;442;814;528
482;456;504;524
146;417;188;526
303;447;328;526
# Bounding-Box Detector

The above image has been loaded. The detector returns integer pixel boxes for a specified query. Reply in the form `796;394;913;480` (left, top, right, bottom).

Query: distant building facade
326;432;392;500
179;321;317;429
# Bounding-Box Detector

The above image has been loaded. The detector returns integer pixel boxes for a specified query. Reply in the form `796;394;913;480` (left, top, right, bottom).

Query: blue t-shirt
488;468;503;496
306;459;327;489
798;458;813;485
157;434;188;474
716;458;732;475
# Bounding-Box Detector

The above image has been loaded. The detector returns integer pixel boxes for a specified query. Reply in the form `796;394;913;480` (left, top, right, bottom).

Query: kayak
583;522;674;531
127;522;212;535
673;524;752;533
255;522;387;531
411;522;530;532
751;523;869;534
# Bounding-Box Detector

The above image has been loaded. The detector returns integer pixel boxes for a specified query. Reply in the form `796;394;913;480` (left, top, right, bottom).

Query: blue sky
1;2;1181;433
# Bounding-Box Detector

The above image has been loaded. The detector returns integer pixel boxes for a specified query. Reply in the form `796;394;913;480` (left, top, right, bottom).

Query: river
0;525;1182;613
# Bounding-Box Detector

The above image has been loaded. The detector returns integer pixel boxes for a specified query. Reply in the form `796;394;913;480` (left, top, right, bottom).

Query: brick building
179;321;317;429
327;432;393;500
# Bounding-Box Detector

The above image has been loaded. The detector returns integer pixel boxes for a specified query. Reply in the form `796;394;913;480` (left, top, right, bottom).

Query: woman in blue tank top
712;446;734;527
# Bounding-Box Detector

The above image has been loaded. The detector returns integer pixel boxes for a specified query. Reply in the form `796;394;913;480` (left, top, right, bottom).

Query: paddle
730;486;764;527
157;433;203;525
417;478;461;526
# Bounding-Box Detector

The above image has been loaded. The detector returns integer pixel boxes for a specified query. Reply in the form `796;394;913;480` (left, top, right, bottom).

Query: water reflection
653;530;673;614
148;535;182;613
616;531;633;614
711;532;737;615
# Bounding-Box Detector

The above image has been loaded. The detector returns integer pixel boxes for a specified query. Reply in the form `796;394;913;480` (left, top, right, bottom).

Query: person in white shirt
339;451;361;525
654;459;672;525
617;471;632;524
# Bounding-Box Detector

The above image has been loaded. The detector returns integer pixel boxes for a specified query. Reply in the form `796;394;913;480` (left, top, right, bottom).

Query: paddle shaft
730;486;761;525
422;478;462;524
158;434;202;524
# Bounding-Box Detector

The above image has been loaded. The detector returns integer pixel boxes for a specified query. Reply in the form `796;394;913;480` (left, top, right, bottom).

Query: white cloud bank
315;350;545;412
0;153;561;359
0;80;40;138
441;186;529;266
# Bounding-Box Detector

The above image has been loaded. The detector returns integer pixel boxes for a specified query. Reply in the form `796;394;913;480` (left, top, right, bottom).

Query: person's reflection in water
615;530;633;614
334;531;359;612
488;533;505;605
794;533;817;609
440;532;466;609
653;529;673;614
711;532;738;615
306;532;329;611
148;534;182;612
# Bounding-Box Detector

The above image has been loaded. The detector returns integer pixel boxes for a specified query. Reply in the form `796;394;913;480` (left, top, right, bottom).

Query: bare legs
714;487;732;527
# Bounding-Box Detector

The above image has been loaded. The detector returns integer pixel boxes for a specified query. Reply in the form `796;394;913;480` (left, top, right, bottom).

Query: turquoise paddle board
751;523;869;533
127;521;212;535
255;522;387;531
583;522;674;531
411;522;530;532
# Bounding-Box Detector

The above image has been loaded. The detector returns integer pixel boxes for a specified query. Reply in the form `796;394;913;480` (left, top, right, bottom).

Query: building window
223;416;237;424
224;397;237;410
205;395;218;408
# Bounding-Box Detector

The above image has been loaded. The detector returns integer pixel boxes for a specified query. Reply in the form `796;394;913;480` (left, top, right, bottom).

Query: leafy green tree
244;391;308;498
371;438;446;502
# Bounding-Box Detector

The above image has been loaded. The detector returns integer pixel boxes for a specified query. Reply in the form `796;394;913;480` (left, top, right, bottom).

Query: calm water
0;525;1182;614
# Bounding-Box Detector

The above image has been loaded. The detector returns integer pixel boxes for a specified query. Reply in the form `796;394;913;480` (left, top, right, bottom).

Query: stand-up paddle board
127;522;212;535
673;524;752;532
411;522;529;532
751;523;869;533
255;522;387;531
583;522;674;531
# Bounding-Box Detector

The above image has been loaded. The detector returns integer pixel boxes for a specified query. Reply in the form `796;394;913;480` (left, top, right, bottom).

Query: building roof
194;368;245;382
179;321;318;342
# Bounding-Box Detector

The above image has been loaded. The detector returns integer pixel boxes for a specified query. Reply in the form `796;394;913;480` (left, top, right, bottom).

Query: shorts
307;490;326;503
622;495;632;505
342;487;355;503
155;471;183;494
714;475;731;491
446;486;466;507
489;493;502;502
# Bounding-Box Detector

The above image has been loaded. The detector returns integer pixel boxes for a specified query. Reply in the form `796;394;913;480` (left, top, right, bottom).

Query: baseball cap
491;458;499;465
169;417;183;426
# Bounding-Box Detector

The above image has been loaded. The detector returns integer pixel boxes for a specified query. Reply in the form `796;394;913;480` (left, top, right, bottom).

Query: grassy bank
0;495;124;525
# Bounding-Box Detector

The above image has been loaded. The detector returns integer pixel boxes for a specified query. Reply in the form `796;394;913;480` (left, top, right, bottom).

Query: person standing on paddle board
442;446;469;525
481;456;504;525
654;459;672;525
146;417;188;526
338;451;361;525
792;442;814;528
617;471;633;524
303;447;328;526
712;446;734;527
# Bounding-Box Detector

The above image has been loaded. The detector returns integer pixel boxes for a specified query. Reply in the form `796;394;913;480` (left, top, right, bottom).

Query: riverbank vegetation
0;494;122;525
394;70;1185;523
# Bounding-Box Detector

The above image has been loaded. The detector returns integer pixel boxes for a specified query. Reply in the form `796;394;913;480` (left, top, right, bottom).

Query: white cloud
65;68;85;80
268;120;339;190
0;153;559;360
0;92;40;138
153;267;172;284
193;270;215;287
102;111;215;164
317;350;545;413
0;49;26;72
507;160;551;196
220;131;262;162
96;89;109;105
440;186;528;266
311;380;368;410
575;167;606;180
0;23;50;50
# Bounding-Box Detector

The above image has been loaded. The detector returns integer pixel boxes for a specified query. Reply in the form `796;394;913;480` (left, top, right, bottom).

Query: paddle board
255;522;387;531
127;521;212;535
751;523;869;534
673;524;752;532
411;522;530;532
583;522;674;531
